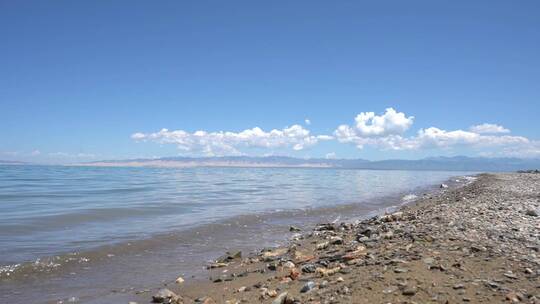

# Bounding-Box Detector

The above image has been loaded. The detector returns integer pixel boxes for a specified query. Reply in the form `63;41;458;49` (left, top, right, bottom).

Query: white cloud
415;127;480;148
305;119;311;125
334;108;415;149
316;135;334;140
480;140;540;158
131;132;146;140
414;127;527;149
132;125;332;156
469;123;510;134
336;126;529;151
334;109;531;154
353;108;414;137
131;108;538;158
31;150;41;156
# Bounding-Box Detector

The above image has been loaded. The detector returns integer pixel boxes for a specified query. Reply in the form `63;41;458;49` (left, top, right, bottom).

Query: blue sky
1;1;539;163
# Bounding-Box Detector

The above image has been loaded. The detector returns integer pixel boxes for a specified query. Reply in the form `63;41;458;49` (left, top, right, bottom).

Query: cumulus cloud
469;123;510;134
305;119;311;125
352;108;414;137
334;109;530;153
132;125;332;156
334;108;415;149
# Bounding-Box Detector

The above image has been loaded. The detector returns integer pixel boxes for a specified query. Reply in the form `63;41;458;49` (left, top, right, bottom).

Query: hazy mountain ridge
79;156;540;172
0;160;29;165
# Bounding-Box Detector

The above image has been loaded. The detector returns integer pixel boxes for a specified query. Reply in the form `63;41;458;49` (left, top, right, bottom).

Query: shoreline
139;173;539;304
0;171;474;304
0;177;449;279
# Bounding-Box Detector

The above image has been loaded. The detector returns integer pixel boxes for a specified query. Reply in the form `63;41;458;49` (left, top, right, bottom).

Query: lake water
0;165;474;303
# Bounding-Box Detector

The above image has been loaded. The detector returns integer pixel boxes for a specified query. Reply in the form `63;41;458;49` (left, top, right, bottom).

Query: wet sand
143;173;540;303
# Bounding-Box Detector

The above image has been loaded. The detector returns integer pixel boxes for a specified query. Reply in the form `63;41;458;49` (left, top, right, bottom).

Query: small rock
316;266;341;277
272;292;288;304
506;292;520;303
343;246;367;261
283;261;295;268
175;277;184;284
216;251;242;263
301;264;317;273
383;286;398;294
289;226;302;232
267;263;277;271
423;257;435;264
316;241;329;250
402;286;417;296
330;236;343;245
208;262;228;269
526;209;539;217
394;267;408;273
391;212;403;221
470;245;486;252
300;281;316;293
504;271;518;279
315;223;336;231
359;227;374;237
289;268;300;280
440;183;448;189
453;283;465;289
262;248;288;259
152;288;179;303
201;297;216;304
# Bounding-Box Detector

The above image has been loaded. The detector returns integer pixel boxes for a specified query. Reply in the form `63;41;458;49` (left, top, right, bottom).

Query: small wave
0;263;21;277
401;194;418;203
454;175;478;185
0;254;91;280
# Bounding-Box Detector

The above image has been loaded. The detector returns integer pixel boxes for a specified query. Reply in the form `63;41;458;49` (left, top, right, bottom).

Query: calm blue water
0;165;477;304
0;165;471;268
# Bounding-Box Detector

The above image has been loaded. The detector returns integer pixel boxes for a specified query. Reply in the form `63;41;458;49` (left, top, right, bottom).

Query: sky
1;1;539;163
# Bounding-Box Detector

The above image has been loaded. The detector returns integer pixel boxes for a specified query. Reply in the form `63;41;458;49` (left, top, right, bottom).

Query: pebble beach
145;173;540;304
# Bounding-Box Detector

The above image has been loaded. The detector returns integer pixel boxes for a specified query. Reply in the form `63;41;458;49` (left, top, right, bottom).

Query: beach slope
150;173;540;303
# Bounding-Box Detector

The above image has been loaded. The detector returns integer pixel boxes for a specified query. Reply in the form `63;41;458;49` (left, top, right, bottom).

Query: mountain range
73;156;540;172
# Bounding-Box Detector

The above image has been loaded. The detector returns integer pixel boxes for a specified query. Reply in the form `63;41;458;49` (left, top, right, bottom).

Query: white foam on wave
461;176;477;184
401;194;418;203
0;263;21;277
